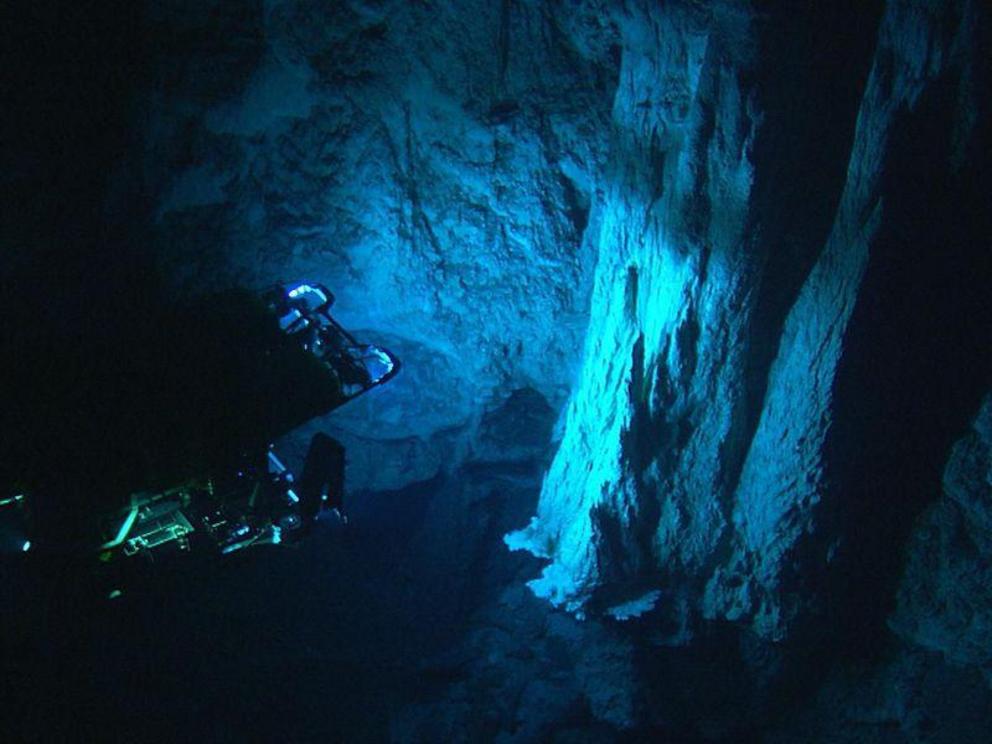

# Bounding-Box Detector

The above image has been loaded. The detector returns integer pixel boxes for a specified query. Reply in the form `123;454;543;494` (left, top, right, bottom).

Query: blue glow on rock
505;216;705;611
606;590;663;621
0;0;986;739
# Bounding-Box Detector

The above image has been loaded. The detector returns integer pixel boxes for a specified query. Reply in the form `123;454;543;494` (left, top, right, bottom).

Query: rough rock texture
891;394;992;681
83;0;991;740
131;0;618;490
766;396;992;743
507;0;990;647
390;586;639;742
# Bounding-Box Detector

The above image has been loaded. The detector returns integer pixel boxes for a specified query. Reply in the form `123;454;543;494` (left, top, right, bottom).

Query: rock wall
891;394;992;683
133;0;619;489
108;0;991;739
766;396;992;743
507;0;990;648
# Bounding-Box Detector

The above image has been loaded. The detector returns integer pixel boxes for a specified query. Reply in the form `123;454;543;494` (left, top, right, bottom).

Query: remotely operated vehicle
1;282;399;572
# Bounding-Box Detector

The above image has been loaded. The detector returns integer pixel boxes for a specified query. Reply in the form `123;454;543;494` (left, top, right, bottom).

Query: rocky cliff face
891;394;992;685
131;0;619;490
120;0;990;739
507;0;989;645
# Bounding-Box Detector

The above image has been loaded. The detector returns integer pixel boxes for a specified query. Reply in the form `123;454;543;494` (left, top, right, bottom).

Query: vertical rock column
509;0;985;644
707;0;987;640
507;1;761;622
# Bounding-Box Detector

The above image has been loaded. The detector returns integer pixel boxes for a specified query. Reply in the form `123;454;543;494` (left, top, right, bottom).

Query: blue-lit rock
765;395;992;742
507;0;986;645
102;0;990;739
508;1;751;623
140;0;616;489
891;394;992;677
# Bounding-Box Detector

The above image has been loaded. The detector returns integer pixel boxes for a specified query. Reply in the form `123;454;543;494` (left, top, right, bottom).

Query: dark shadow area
0;464;548;741
822;54;992;659
349;472;442;551
478;386;556;454
733;0;885;485
1;527;397;742
628;621;774;742
1;1;149;245
1;0;159;530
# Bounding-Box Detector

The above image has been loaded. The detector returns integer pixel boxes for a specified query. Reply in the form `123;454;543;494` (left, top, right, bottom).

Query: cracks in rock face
681;55;717;246
623;265;639;323
734;0;886;484
520;3;987;671
557;171;592;239
384;101;447;293
646;128;667;212
497;0;512;90
819;62;992;659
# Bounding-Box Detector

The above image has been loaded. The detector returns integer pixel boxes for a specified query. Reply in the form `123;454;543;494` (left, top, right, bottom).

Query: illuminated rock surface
104;0;992;738
507;0;988;644
4;0;990;741
137;0;615;490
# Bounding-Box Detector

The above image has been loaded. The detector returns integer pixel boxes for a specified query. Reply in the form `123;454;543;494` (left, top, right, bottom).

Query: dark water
4;2;991;741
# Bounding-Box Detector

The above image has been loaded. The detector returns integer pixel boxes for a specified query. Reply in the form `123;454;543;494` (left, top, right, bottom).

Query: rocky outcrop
108;0;990;740
891;395;992;682
133;0;987;643
136;0;619;489
765;396;992;743
507;0;990;647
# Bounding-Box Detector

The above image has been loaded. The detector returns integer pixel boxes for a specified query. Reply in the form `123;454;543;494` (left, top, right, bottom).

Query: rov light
286;283;329;309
